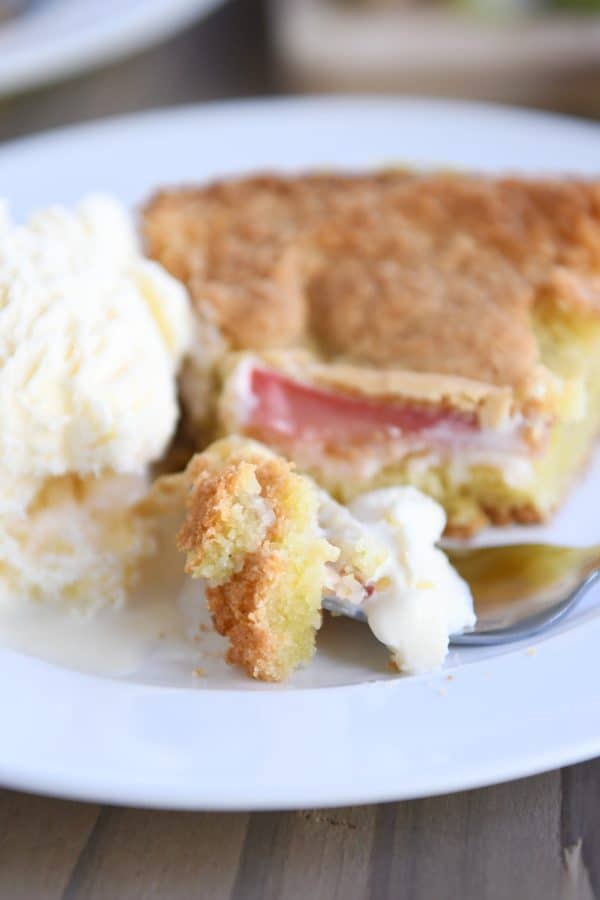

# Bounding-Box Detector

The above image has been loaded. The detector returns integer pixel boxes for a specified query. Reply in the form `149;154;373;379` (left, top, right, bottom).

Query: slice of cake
176;437;474;681
143;172;411;439
144;173;600;534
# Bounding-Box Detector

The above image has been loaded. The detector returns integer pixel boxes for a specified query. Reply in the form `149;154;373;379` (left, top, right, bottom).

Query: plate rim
3;91;600;156
0;619;599;811
0;0;225;97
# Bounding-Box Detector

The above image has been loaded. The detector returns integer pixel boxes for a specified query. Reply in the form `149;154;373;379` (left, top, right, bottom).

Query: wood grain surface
0;1;599;897
0;762;599;899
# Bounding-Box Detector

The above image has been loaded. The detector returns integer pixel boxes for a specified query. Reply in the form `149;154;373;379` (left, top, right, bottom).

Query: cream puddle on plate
0;444;599;691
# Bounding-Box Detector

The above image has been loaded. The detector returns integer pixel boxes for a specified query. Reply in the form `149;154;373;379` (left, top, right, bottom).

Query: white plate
1;97;600;810
0;0;224;97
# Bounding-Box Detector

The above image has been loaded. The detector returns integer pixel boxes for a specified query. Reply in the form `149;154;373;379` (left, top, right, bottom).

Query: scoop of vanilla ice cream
348;487;475;673
0;195;192;513
0;473;155;611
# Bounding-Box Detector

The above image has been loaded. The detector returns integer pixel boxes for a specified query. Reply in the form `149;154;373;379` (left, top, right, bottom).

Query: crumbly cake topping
143;172;600;395
307;177;600;389
143;172;411;350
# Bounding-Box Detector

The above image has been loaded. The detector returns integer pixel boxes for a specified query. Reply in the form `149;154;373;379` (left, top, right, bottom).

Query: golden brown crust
444;503;544;539
177;449;300;680
177;460;261;572
178;445;307;569
176;437;335;681
206;550;288;681
306;176;600;390
143;172;600;394
142;172;412;350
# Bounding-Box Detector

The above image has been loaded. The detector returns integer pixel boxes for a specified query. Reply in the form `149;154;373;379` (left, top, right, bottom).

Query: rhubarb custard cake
144;173;600;535
176;437;474;681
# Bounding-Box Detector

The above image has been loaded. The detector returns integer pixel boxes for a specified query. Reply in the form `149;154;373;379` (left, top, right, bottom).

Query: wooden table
0;2;598;897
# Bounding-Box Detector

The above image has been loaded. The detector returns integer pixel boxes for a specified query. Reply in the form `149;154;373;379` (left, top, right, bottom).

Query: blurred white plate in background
0;97;599;810
0;0;225;96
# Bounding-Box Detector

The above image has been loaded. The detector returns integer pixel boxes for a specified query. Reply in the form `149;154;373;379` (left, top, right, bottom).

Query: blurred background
1;0;600;144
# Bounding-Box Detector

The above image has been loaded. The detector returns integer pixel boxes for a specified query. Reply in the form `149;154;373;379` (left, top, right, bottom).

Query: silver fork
323;543;600;645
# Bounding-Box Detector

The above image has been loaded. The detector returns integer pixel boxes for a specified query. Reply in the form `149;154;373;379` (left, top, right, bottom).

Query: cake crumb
299;811;357;830
193;666;206;677
438;686;447;697
199;623;211;633
526;647;537;657
446;674;454;681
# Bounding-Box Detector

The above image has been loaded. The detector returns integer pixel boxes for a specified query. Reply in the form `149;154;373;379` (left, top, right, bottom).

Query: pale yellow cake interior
325;303;600;534
218;304;600;535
